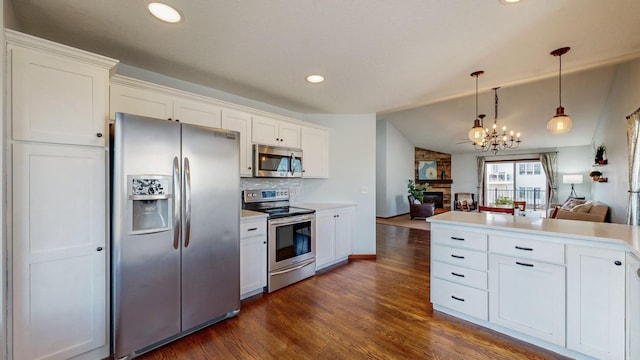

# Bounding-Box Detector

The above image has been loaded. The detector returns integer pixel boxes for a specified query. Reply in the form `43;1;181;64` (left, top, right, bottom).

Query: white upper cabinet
10;46;112;147
252;115;301;148
110;84;173;121
110;83;222;128
173;97;222;128
221;109;253;177
301;126;329;178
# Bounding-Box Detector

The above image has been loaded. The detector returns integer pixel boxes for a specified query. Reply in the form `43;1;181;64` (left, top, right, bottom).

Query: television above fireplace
423;191;444;208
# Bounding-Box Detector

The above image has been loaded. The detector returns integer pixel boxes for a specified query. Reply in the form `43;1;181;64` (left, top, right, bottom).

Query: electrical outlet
360;186;368;194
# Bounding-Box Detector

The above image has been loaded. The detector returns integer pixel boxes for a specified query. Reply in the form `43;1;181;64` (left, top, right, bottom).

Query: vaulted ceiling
7;0;640;153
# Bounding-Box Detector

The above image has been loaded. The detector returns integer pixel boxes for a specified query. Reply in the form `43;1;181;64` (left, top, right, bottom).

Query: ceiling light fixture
148;2;182;23
306;74;325;84
467;71;521;155
547;47;572;135
499;0;522;4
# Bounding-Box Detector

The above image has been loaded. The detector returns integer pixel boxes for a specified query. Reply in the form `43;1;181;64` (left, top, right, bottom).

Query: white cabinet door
567;245;625;360
240;219;267;298
334;207;354;259
221;109;253;177
12;143;107;360
109;84;173;121
301;126;328;178
628;254;640;360
173;97;222;128
315;210;336;269
489;254;565;346
11;47;108;147
278;121;301;148
252;115;280;146
252;116;301;148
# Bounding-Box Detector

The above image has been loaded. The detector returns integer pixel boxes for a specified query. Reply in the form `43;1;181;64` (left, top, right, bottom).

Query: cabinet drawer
432;244;487;271
431;277;488;321
432;228;487;251
490;235;565;264
240;220;266;238
432;261;487;290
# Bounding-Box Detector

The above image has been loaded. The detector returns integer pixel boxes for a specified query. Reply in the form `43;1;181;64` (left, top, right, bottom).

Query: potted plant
407;179;424;202
594;144;607;165
494;196;513;206
589;170;602;181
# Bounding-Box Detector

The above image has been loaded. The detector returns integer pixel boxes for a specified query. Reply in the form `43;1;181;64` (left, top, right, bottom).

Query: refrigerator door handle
172;156;181;250
184;157;192;248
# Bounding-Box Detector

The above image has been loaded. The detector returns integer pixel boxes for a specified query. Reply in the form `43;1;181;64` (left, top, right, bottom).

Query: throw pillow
571;201;593;213
561;198;586;210
414;199;421;204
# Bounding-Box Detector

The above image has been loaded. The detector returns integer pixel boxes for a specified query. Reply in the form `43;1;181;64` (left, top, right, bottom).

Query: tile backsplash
240;178;302;203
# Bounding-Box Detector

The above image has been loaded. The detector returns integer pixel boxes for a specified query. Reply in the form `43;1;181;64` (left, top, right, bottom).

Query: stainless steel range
242;189;316;292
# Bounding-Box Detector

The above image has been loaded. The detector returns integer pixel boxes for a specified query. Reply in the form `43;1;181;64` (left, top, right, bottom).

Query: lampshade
562;174;583;184
547;107;573;135
468;119;484;143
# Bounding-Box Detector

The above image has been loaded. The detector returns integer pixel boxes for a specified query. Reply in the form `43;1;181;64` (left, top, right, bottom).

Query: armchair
408;195;436;219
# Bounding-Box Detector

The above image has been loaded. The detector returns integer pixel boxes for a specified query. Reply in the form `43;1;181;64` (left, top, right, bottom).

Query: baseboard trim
348;254;376;260
376;213;410;219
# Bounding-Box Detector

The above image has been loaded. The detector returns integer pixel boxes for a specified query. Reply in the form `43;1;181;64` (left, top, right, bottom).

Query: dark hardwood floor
137;224;568;359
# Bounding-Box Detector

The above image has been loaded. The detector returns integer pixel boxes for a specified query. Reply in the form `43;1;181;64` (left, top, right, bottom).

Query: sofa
408;195;436;219
550;200;609;222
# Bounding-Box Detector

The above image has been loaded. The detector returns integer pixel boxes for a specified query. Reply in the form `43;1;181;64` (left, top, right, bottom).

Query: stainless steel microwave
253;144;303;178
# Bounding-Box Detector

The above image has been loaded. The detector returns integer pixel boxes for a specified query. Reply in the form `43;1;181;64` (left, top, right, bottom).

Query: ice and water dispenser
128;175;172;234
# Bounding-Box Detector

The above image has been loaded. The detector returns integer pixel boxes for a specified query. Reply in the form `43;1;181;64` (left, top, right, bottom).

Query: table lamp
562;174;583;199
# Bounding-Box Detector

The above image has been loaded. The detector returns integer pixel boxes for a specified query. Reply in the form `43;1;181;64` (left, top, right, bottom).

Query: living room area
376;55;640;226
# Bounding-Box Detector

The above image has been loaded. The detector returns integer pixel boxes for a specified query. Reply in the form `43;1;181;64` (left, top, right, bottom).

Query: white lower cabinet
628;254;640;360
240;217;267;298
315;206;354;270
567;245;625;360
489;254;565;346
12;142;107;360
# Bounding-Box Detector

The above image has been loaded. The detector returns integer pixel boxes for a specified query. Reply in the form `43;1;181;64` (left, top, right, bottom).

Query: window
485;160;547;210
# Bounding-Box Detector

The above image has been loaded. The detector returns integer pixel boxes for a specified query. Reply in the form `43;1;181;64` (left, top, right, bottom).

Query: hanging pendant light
468;71;486;143
547;47;572;135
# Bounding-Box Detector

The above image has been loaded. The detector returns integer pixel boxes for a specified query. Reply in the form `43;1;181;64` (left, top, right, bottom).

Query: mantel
416;179;453;184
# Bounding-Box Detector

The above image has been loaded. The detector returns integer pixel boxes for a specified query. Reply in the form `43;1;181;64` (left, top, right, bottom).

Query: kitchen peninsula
428;211;640;360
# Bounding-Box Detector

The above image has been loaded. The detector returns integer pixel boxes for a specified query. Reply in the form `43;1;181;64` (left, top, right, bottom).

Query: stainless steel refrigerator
110;113;240;359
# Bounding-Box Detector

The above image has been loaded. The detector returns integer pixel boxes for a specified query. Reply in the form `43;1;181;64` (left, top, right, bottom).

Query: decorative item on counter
594;144;607;165
441;166;446;180
589;170;602;181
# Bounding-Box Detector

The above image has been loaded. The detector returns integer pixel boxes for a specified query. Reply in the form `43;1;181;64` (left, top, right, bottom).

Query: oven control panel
243;188;289;203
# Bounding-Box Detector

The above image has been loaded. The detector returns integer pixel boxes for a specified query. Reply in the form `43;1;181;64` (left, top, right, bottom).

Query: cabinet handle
263;241;267;244
248;166;252;170
516;261;534;267
96;133;103;138
450;254;465;259
276;138;280;141
614;260;622;266
450;237;464;241
451;296;465;302
451;272;465;278
168;118;172;121
247;227;258;231
96;247;103;252
515;246;533;251
175;119;180;122
637;268;640;278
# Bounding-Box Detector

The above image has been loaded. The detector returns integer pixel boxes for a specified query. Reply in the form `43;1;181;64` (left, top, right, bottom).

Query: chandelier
467;71;521;155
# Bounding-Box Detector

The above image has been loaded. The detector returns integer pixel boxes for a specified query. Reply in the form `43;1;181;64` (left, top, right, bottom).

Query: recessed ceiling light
148;2;182;23
499;0;522;4
306;75;325;84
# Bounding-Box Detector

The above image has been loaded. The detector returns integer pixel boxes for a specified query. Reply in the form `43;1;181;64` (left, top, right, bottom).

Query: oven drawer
432;244;487;271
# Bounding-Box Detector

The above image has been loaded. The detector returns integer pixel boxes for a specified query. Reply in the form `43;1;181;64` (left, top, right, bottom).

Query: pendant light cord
558;54;562;107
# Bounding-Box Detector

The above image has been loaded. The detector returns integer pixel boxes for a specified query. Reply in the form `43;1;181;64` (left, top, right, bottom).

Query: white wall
375;119;414;217
591;58;640;223
1;1;6;358
301;114;377;255
451;153;479;208
556;145;592;201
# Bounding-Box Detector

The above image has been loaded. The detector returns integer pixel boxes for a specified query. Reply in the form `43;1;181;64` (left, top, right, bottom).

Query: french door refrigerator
110;113;240;359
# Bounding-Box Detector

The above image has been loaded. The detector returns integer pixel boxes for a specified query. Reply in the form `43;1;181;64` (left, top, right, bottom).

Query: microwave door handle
289;153;294;175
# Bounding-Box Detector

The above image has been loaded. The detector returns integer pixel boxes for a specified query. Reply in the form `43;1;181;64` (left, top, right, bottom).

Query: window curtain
539;152;558;206
626;108;640;225
476;156;485;206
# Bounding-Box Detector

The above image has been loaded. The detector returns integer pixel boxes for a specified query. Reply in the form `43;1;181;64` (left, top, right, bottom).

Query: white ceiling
7;0;640;153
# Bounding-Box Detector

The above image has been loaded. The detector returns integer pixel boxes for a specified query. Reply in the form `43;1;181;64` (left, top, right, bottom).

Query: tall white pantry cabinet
6;30;118;360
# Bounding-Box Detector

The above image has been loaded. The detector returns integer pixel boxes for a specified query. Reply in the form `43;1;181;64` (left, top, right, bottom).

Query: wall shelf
416;179;453;184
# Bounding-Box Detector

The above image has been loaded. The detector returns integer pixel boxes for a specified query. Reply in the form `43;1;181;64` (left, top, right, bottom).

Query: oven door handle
270;259;315;276
269;214;314;226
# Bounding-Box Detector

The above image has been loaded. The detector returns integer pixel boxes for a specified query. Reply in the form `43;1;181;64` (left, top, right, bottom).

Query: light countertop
428;211;640;257
295;203;356;211
241;209;268;220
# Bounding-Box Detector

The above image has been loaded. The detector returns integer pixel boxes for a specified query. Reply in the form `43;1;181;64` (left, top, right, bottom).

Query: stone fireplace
423;191;444;208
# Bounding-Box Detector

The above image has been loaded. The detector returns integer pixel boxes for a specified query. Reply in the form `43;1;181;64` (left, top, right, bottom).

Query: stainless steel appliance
110;113;240;359
242;189;315;292
253;144;303;178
